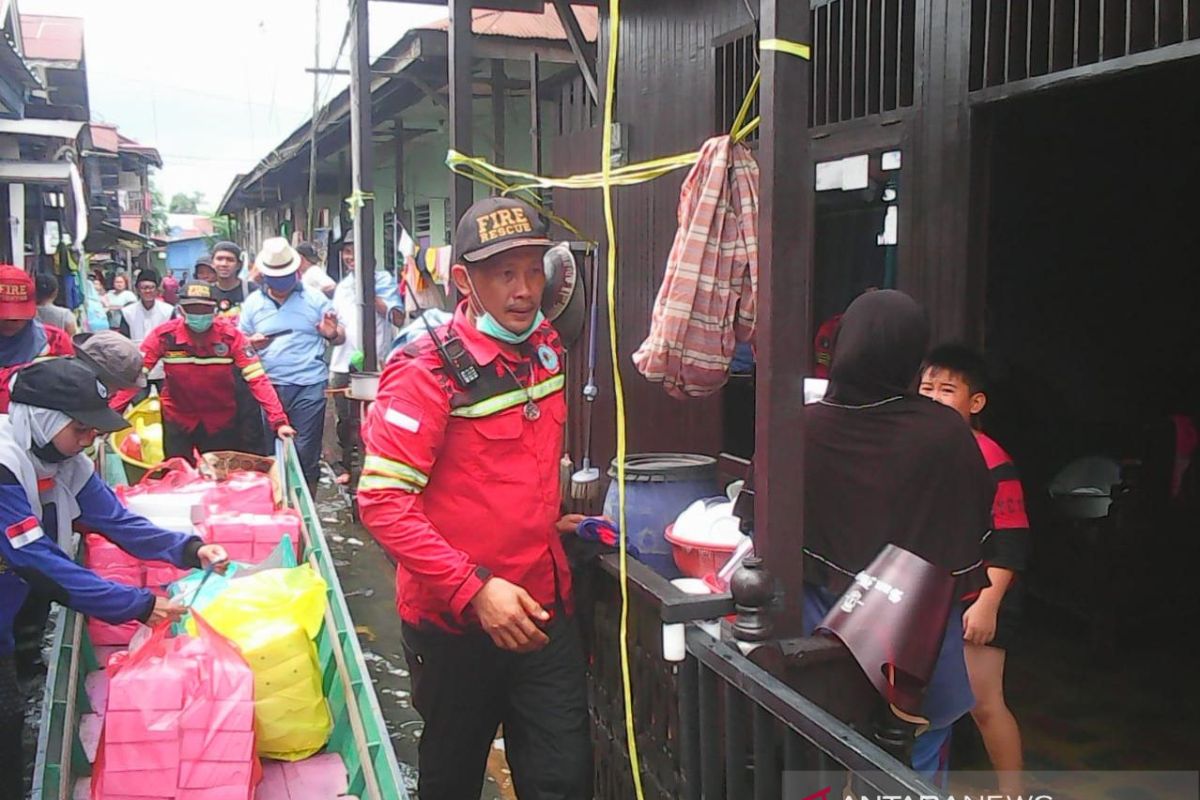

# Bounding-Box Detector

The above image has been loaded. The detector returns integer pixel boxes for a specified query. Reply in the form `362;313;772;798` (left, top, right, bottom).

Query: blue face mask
265;274;298;294
184;311;214;333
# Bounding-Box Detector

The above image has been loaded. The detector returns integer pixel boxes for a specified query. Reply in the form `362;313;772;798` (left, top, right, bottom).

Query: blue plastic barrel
603;453;720;578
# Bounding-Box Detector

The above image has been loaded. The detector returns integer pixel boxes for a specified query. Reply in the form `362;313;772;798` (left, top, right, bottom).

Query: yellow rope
600;1;644;798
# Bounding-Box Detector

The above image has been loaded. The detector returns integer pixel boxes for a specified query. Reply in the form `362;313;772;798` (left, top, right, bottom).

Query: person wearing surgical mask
0;359;230;789
110;280;295;459
239;238;344;491
357;197;590;800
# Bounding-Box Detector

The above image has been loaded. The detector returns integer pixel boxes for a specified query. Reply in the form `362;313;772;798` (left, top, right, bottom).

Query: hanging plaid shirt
632;135;759;399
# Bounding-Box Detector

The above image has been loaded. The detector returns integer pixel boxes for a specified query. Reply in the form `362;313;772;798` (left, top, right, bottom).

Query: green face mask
474;308;544;345
464;269;544;345
184;311;215;333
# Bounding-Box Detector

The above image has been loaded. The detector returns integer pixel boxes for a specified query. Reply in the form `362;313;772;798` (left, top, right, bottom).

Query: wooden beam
492;59;506;167
394;120;407;235
549;0;599;104
449;0;475;232
756;0;814;636
350;0;379;371
529;52;542;178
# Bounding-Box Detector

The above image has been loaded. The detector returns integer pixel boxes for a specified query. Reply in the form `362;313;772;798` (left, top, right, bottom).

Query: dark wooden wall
548;0;760;494
544;0;1200;495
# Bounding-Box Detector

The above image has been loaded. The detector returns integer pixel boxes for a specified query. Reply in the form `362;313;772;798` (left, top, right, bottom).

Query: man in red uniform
920;344;1028;796
0;264;74;411
358;198;591;800
112;281;294;458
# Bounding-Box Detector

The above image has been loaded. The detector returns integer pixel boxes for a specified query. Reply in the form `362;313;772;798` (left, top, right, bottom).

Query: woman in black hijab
800;290;992;781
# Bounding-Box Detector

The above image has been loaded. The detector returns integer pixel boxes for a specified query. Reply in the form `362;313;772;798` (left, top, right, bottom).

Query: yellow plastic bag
191;565;332;760
134;417;164;465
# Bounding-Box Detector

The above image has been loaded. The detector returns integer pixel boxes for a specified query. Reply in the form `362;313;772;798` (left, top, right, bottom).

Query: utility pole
307;0;321;238
449;0;473;228
349;0;378;371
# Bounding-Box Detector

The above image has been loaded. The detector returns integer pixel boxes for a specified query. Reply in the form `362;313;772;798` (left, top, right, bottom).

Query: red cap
0;265;36;320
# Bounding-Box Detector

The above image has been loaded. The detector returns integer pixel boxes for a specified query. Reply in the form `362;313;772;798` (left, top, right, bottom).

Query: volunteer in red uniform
0;264;74;411
358;198;591;800
112;281;295;459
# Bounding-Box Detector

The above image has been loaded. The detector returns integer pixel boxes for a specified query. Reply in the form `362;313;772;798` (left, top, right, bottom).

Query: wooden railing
583;554;940;800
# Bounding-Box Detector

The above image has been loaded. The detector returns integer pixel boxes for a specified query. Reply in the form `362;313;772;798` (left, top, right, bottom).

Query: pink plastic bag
202;472;275;516
92;616;261;800
201;510;301;562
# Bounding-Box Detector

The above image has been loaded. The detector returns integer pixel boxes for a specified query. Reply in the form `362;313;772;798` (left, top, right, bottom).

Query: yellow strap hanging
731;38;813;143
344;190;375;217
759;37;813;60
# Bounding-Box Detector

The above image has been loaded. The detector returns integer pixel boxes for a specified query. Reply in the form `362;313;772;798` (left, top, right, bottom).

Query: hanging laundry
632;135;759;399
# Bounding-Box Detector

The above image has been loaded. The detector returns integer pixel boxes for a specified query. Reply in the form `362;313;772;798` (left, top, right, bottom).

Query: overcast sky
21;0;444;210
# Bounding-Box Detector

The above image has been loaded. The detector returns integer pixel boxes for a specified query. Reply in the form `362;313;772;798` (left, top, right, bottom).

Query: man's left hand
277;425;297;439
196;544;230;573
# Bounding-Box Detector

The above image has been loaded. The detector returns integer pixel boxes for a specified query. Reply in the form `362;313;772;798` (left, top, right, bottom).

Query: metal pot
347;371;380;401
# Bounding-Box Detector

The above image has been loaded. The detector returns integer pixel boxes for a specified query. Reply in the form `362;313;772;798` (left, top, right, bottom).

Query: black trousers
162;418;242;461
1;656;25;800
329;372;359;474
401;616;593;800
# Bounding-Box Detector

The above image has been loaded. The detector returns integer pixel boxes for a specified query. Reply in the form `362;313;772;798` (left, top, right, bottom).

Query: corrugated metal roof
89;122;119;152
421;3;597;41
20;15;84;63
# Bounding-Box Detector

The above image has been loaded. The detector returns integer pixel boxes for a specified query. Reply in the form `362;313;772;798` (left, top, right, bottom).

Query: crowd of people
0;196;1042;798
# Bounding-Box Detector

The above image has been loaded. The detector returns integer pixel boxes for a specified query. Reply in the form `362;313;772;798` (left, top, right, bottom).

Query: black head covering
803;290;990;599
826;289;929;406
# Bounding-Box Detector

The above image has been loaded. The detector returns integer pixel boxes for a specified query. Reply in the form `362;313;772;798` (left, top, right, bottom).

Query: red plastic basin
663;523;741;579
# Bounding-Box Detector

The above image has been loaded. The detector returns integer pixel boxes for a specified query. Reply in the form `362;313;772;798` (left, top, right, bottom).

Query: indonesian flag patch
6;517;44;549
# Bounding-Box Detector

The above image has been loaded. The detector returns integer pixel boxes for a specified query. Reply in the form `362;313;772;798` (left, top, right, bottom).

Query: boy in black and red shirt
920;344;1028;795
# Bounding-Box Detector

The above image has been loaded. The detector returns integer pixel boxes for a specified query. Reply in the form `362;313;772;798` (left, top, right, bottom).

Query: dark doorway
972;57;1200;773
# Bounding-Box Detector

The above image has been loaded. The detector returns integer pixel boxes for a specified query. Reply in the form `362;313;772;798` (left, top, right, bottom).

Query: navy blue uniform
0;466;203;657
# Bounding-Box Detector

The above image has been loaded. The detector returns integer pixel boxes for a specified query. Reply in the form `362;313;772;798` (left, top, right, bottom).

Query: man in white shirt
119;270;174;393
328;229;404;483
297;242;336;298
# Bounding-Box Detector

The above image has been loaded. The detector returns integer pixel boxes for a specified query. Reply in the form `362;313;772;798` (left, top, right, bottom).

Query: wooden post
349;0;378;370
529;52;542;178
449;0;474;227
394;123;407;235
492;59;506;168
755;0;814;636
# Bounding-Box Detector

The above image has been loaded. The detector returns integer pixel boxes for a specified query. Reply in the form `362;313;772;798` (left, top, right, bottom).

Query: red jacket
0;323;74;412
112;316;288;433
358;305;571;633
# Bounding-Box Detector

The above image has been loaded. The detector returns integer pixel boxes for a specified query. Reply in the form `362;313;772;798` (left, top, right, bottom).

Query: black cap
134;269;160;287
340;228;355;247
179;280;217;306
296;242;319;262
453;197;552;264
212;241;242;258
11;359;129;433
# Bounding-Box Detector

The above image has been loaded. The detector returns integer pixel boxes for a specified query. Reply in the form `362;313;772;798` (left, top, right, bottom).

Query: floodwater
313;478;513;800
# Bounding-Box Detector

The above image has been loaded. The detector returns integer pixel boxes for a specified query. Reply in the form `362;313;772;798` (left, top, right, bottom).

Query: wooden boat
30;438;408;800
